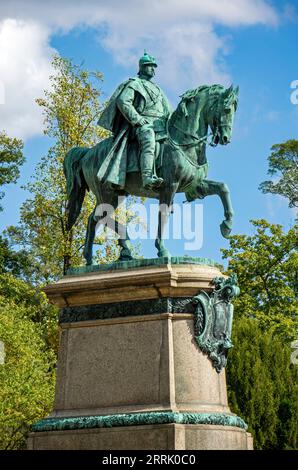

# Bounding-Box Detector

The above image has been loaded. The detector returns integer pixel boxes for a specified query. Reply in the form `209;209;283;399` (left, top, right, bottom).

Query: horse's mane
177;84;233;117
180;84;225;101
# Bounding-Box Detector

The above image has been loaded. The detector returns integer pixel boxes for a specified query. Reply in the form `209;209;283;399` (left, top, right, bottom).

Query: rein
167;119;213;149
167;92;220;149
166;119;211;169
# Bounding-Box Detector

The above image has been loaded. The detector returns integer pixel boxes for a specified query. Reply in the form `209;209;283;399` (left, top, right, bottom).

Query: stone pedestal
28;258;253;450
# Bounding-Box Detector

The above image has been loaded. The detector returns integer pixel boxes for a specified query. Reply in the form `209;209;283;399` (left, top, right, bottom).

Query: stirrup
143;175;164;190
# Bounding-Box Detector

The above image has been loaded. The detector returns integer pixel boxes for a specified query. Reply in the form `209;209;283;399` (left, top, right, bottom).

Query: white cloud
0;79;5;105
0;19;56;139
0;1;279;140
101;21;231;92
0;1;279;31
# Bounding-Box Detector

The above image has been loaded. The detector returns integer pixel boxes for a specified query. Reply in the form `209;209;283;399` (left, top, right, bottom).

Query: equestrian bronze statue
64;52;239;265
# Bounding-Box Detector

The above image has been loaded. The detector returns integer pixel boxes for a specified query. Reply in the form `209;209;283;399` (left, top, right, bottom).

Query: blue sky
0;0;297;264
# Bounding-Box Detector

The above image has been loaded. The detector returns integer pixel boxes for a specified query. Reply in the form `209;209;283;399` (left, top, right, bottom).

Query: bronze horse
64;84;239;264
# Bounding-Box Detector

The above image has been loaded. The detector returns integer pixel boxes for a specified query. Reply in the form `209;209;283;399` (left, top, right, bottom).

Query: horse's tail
64;147;89;231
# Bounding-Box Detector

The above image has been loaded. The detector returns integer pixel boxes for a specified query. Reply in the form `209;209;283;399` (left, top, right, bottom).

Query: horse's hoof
119;255;134;262
220;220;232;238
119;249;134;262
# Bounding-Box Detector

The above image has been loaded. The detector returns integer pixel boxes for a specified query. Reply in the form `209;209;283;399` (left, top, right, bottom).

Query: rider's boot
141;152;164;190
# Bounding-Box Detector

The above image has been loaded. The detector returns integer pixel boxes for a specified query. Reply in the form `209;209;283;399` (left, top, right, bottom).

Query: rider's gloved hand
137;117;149;126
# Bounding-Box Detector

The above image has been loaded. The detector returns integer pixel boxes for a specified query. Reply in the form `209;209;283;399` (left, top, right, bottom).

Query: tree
0;301;56;449
223;219;298;449
0;273;59;354
0;131;24;211
221;219;298;340
5;56;144;283
0;234;32;280
259;139;298;210
0;273;58;449
227;316;298;449
5;55;111;282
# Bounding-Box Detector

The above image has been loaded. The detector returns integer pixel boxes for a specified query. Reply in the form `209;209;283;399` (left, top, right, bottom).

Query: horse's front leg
202;180;234;238
112;195;134;261
155;184;178;258
155;204;171;258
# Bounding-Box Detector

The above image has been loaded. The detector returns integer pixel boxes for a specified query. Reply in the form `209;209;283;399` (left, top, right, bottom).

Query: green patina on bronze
97;51;171;190
60;296;197;324
32;411;247;433
67;255;216;275
63;52;239;265
192;274;240;373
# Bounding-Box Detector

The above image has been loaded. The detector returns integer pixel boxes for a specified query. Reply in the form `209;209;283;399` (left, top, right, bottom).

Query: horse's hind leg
84;193;134;265
83;195;115;265
84;207;97;265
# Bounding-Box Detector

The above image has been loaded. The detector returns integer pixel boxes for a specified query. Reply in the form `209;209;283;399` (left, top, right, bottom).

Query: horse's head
208;85;239;146
169;84;239;149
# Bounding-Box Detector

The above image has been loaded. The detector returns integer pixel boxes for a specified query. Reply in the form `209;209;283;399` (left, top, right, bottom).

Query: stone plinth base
28;423;253;450
28;258;253;450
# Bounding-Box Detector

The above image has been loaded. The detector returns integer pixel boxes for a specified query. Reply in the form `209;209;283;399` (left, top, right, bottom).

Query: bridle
208;93;234;147
167;90;232;149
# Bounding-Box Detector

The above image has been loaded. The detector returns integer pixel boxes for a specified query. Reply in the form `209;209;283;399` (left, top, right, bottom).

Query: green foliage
0;274;58;353
0;234;32;279
0;131;24;211
5;55;112;282
259;139;298;209
222;219;298;340
0;57;142;450
223;219;298;449
227;317;298;449
6;55;142;282
0;274;58;449
0;53;143;454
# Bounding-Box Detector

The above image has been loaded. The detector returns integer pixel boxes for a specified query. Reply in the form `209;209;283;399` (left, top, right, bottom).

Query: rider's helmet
138;51;158;71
